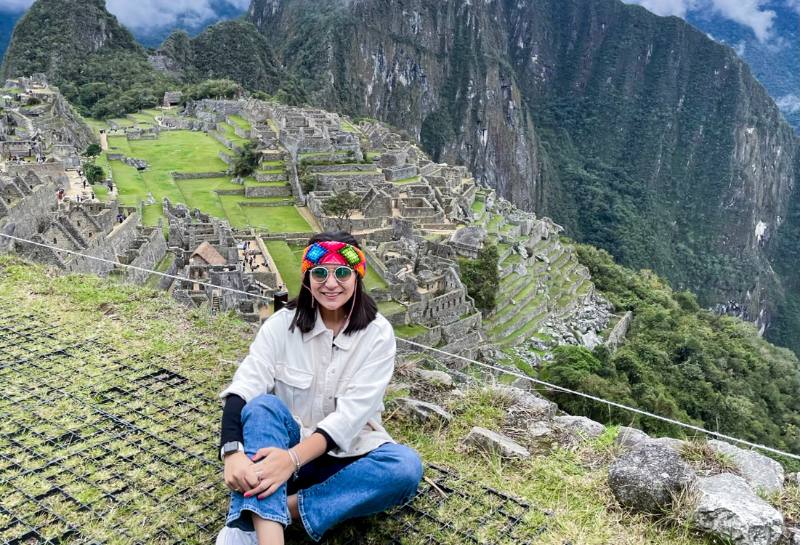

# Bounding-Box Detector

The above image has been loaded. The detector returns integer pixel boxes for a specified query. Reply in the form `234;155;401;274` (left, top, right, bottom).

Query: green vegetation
232;141;260;177
394;323;428;339
459;245;499;314
538;244;800;466
101;130;308;232
265;241;304;296
322;191;362;227
83;162;104;185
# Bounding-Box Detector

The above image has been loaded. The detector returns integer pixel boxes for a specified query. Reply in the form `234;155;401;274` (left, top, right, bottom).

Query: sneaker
216;526;258;545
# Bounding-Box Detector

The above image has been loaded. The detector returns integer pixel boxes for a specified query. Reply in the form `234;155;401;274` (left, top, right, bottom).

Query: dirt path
99;132;109;151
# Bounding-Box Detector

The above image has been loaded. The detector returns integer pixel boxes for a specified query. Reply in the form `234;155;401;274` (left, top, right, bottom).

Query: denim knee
242;393;290;421
378;444;424;498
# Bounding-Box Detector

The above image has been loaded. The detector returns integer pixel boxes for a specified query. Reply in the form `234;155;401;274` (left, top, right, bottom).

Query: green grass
145;253;175;289
378;300;406;317
91;183;109;201
265;241;304;296
393;176;421;185
340;120;359;133
218;122;249;145
102;131;300;228
228;115;252;131
364;270;388;291
393;323;428;338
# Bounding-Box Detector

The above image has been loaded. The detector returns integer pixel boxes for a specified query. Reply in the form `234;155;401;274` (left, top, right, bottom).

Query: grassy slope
0;256;713;544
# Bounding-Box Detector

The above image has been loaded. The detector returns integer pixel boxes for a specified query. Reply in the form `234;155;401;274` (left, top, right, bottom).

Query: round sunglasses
309;266;355;284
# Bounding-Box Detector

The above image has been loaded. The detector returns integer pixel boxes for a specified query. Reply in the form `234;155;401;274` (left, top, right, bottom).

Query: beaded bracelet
288;448;301;479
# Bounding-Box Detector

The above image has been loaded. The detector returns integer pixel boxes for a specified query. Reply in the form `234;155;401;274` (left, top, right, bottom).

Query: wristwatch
220;441;244;460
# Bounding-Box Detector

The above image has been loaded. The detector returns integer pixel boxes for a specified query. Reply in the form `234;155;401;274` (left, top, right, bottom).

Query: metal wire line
3;231;800;461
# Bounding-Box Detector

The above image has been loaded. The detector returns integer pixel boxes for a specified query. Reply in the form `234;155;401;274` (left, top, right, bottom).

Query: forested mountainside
0;0;173;118
247;0;800;354
152;21;302;102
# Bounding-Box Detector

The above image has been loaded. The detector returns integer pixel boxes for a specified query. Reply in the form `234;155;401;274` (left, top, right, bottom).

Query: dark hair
287;231;378;335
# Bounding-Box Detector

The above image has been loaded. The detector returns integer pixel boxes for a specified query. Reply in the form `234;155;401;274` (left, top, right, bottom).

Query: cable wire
3;230;799;461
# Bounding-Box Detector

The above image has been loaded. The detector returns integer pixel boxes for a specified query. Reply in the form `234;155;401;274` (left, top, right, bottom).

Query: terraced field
92;114;307;233
471;194;593;347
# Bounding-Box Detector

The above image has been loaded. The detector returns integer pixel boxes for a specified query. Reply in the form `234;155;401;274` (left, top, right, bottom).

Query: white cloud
707;0;775;42
733;40;746;56
625;0;776;42
0;0;248;28
776;94;800;114
0;0;34;12
106;0;218;31
626;0;697;17
787;0;800;16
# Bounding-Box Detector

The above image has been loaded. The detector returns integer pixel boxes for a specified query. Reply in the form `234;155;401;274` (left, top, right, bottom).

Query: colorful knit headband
301;241;367;278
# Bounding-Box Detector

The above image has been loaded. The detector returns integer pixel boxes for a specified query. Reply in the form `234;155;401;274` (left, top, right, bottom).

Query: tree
322;191;362;228
232;141;259;178
459;244;499;314
84;162;105;185
83;143;102;157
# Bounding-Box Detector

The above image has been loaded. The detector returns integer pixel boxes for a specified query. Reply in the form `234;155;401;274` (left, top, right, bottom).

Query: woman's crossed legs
220;394;423;543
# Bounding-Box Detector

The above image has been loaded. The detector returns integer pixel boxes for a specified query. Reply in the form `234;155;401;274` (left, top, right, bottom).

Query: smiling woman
217;231;423;545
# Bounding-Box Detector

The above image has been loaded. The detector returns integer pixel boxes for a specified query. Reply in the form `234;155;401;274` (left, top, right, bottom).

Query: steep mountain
684;1;800;134
152;21;286;95
248;0;800;352
1;0;173;118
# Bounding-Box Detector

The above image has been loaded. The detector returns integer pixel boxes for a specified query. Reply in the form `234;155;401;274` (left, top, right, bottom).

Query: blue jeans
226;394;424;541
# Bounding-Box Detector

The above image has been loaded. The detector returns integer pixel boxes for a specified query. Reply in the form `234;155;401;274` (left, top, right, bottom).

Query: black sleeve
219;394;339;453
220;394;246;448
314;427;339;453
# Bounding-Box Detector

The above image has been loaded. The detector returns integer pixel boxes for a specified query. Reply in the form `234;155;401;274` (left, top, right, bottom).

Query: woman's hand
244;448;296;500
224;452;258;493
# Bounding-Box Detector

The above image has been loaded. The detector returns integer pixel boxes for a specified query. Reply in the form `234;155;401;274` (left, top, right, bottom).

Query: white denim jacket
220;308;396;458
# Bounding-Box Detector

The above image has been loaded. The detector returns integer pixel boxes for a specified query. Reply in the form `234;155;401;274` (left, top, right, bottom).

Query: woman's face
309;265;357;313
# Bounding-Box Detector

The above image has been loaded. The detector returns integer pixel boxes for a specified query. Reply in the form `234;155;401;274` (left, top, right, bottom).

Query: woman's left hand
243;448;296;499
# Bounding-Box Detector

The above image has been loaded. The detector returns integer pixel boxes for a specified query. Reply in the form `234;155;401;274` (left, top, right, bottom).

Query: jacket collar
302;309;355;350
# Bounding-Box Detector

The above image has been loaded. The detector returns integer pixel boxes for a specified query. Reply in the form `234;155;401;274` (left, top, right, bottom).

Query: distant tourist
217;231;422;545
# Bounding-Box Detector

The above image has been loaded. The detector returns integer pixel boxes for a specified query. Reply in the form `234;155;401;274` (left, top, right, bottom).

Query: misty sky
0;0;795;45
0;0;250;33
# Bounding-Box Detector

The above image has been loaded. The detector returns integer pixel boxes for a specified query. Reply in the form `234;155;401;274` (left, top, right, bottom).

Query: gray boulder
647;437;686;453
615;426;650;451
463;427;531;459
493;386;557;420
554;415;605;440
608;444;696;513
786;472;800;487
708;440;784;494
414;369;453;389
693;473;784;545
394;398;452;426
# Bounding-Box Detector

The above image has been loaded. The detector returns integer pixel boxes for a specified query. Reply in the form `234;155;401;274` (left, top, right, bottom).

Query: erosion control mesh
0;307;547;544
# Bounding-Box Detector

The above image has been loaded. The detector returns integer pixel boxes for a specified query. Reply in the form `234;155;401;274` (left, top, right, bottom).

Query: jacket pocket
274;365;314;413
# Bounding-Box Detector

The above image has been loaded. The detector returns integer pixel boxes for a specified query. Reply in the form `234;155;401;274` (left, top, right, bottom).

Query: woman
217;231;423;545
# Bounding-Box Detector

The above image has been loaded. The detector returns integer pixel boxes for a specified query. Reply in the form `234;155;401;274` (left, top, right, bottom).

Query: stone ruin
161;198;270;322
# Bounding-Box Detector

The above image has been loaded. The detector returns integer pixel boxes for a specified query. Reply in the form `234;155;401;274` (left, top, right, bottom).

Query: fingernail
244;492;250;498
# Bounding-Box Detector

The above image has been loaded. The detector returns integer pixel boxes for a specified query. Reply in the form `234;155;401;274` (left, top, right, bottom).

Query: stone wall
244;185;291;198
256;172;286;182
172;172;229;180
1;178;58;240
126;228;168;285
